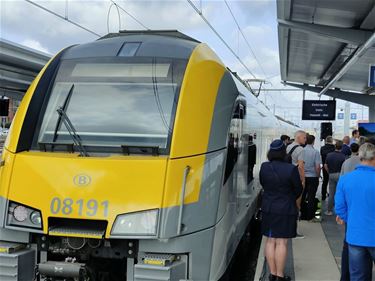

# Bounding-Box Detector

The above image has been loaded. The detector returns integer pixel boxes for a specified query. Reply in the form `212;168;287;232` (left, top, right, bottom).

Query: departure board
302;100;336;120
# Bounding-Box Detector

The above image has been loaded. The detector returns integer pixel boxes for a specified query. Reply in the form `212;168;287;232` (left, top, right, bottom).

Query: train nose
7;152;169;237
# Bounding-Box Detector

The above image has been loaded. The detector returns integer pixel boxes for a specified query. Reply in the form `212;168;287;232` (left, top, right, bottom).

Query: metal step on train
0;241;35;281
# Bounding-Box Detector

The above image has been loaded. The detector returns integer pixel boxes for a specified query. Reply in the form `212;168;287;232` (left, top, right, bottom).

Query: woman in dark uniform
260;140;303;281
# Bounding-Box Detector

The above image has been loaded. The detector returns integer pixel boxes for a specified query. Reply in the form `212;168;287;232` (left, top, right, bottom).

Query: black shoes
280;276;291;281
269;274;276;281
269;274;292;281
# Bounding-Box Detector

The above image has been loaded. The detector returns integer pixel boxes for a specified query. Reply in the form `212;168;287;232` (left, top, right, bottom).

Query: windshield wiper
52;84;75;143
57;106;89;157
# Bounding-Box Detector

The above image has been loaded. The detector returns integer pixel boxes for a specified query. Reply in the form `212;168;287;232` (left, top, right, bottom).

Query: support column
344;102;350;136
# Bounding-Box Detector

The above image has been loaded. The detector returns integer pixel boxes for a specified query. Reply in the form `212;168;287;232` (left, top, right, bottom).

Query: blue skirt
261;212;297;238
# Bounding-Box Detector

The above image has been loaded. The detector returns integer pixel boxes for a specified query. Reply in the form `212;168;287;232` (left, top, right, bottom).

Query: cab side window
224;101;245;184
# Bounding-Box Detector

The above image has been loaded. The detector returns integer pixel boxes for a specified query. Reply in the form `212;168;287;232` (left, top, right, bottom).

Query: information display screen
358;123;375;138
302;100;336;120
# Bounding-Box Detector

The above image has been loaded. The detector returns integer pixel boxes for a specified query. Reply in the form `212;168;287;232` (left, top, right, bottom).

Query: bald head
343;136;350;145
294;130;307;145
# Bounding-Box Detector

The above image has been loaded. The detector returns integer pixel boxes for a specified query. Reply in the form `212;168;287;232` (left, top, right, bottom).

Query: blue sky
0;0;369;133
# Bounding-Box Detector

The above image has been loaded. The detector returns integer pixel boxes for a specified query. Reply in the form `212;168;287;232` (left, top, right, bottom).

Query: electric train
0;31;298;281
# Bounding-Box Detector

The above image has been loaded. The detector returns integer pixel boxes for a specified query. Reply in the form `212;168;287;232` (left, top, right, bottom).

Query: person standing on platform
286;130;306;183
260;140;303;281
301;135;321;221
320;136;335;201
247;135;256;183
358;136;367;146
350;130;360;145
338;142;362;281
335;143;375;281
342;136;352;157
280;135;290;146
341;143;361;176
286;130;306;238
324;141;346;216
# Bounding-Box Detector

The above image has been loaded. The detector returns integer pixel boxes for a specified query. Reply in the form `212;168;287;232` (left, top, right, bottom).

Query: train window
118;42;141;57
233;103;246;119
34;57;188;154
71;63;170;78
224;101;244;183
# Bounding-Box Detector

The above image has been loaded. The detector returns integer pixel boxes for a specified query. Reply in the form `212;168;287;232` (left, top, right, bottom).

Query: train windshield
36;57;187;154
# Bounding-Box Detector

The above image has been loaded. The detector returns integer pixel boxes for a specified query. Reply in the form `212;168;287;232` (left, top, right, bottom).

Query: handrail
177;166;191;235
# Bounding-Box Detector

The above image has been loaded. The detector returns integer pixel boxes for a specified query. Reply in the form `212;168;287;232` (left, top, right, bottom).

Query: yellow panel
8;152;168;238
5;53;58;152
170;43;226;158
162;154;206;207
163;44;226;207
49;231;103;239
0;149;16;198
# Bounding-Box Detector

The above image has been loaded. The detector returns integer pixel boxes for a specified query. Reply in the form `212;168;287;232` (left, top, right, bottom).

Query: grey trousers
328;172;340;212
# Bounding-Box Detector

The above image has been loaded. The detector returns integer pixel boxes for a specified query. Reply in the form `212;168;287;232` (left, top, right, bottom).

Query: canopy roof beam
278;19;373;45
284;82;375;106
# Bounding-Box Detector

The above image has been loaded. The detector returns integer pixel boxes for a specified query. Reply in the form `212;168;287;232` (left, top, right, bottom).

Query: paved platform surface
254;197;375;281
255;221;340;281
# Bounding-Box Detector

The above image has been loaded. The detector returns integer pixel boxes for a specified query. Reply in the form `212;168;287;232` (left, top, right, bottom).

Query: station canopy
0;39;50;100
277;0;375;96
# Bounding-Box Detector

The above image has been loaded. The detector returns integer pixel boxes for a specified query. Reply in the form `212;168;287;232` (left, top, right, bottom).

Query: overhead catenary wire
186;0;256;79
110;0;150;30
223;0;267;78
24;0;101;37
222;0;290;113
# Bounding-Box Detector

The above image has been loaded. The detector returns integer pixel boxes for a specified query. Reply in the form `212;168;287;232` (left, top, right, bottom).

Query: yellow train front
0;31;281;281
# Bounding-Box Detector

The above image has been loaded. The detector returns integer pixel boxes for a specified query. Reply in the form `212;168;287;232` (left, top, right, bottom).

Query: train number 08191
50;197;109;217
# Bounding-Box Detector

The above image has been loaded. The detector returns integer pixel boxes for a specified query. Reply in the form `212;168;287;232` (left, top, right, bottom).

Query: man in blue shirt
342;136;352;157
335;143;375;281
324;141;346;215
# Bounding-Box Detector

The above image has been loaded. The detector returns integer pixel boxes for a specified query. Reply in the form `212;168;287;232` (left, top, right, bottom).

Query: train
0;30;298;281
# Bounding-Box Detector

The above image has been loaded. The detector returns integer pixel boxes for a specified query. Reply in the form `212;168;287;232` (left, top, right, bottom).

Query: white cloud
20;39;50;54
243;24;273;37
1;0;219;53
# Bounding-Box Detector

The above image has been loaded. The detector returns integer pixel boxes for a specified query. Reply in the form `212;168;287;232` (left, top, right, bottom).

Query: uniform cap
270;139;285;151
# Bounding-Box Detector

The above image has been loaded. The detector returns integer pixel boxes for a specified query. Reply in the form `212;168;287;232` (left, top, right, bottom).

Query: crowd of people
259;129;375;281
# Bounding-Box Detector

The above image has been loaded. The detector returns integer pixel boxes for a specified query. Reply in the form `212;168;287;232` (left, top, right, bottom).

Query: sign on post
351;113;357;120
338;113;344;119
302;100;336;120
369;65;375;87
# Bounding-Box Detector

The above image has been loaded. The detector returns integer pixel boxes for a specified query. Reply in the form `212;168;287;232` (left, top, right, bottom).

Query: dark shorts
261;212;297;238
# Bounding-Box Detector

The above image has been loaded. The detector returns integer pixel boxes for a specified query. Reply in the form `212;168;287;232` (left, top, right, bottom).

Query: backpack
285;145;300;164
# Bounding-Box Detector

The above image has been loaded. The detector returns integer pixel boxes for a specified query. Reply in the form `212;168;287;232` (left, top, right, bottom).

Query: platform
255;200;375;281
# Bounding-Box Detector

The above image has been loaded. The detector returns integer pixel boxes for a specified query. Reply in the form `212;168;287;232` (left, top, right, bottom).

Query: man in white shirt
286;130;306;238
301;135;321;221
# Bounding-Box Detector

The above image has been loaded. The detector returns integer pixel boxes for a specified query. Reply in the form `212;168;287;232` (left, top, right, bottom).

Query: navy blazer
259;160;303;215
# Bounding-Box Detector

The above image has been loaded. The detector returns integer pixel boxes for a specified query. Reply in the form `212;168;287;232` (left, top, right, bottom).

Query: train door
229;101;247;214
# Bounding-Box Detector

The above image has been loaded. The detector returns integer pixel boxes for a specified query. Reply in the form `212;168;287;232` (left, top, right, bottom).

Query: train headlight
30;211;42;225
13;205;28;222
111;209;158;236
7;202;42;229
